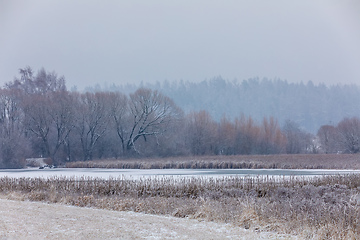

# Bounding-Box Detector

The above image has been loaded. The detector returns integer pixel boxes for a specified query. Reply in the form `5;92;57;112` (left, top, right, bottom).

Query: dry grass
1;174;360;239
66;154;360;169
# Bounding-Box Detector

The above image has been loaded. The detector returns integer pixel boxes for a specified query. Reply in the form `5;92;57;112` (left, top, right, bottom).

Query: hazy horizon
1;1;360;90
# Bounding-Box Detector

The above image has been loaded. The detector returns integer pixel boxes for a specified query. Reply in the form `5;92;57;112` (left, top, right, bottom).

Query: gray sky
1;0;360;90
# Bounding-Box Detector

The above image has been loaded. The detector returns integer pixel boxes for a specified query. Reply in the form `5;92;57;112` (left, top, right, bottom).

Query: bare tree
46;91;76;162
123;88;183;154
259;117;286;154
283;120;312;154
73;92;111;160
0;89;24;137
22;93;56;159
185;110;217;155
0;88;29;168
336;117;360;153
317;124;338;153
108;92;129;155
16;68;72;163
7;67;66;94
217;116;237;155
22;93;72;162
235;115;261;154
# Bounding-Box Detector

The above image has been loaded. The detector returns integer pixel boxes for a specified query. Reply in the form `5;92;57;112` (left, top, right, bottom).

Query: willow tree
117;88;183;154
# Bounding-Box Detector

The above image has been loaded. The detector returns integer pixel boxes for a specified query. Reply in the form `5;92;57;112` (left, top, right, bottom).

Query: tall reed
65;154;360;170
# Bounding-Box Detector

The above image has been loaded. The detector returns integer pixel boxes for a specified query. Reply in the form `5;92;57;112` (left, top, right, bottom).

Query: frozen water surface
1;168;360;179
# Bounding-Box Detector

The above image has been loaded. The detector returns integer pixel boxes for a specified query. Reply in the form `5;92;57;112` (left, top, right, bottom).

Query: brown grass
1;174;360;239
66;154;360;169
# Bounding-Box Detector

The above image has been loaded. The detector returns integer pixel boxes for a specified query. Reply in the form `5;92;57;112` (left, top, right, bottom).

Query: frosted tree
124;88;183;154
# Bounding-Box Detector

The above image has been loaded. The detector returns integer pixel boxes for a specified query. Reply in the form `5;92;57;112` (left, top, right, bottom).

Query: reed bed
65;154;360;170
1;174;360;239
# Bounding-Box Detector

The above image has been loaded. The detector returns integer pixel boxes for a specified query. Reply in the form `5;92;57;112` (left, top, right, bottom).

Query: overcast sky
1;0;360;90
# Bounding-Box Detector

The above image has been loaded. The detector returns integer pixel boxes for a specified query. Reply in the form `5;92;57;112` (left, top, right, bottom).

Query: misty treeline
0;67;359;168
90;76;360;134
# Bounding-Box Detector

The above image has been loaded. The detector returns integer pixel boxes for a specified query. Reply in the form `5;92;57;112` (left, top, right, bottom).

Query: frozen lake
1;168;360;180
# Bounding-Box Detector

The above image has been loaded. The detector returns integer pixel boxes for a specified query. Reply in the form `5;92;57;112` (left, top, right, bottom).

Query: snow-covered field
0;198;296;239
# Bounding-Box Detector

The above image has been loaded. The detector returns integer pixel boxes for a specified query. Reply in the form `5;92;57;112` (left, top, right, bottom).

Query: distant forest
87;76;360;134
1;68;360;168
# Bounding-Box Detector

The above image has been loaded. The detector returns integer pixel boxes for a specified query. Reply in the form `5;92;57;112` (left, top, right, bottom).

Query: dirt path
0;199;295;239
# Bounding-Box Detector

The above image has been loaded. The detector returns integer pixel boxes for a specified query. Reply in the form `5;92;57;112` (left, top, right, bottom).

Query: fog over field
1;1;360;90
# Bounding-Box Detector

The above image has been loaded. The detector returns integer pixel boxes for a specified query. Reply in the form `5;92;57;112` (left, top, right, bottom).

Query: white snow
0;198;297;239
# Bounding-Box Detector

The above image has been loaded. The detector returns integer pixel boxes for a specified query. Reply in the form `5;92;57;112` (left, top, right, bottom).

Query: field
66;154;360;170
2;154;360;239
1;172;360;239
0;198;296;239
